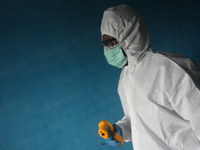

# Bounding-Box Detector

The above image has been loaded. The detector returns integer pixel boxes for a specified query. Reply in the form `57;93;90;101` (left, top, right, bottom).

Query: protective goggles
102;38;119;49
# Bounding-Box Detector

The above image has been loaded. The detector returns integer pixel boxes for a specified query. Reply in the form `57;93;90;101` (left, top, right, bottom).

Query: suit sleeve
116;116;132;142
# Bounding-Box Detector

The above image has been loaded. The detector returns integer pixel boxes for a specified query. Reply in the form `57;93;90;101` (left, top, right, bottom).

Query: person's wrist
113;124;122;137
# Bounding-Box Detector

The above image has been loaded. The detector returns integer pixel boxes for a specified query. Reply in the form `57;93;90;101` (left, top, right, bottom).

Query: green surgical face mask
104;43;127;68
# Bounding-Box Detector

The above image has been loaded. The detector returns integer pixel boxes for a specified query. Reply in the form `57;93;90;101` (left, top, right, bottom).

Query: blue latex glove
105;124;123;147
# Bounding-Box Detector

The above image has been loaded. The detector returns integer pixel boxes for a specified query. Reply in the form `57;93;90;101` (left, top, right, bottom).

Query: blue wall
0;0;200;150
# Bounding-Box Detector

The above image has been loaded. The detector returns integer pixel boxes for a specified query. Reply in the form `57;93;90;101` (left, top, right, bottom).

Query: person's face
102;34;127;57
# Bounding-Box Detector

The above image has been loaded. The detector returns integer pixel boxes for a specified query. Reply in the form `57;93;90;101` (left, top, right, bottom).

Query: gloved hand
105;124;123;147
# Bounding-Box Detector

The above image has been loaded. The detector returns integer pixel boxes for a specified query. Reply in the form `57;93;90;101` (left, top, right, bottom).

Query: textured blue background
0;0;200;150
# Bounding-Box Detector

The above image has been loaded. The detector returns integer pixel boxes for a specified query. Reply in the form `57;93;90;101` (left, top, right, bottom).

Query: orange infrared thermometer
98;120;124;146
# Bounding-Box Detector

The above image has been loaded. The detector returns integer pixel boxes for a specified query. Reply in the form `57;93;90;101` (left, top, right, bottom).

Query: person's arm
170;76;200;141
116;116;132;142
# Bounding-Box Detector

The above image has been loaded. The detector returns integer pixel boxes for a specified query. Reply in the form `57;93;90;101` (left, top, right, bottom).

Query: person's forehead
103;34;114;41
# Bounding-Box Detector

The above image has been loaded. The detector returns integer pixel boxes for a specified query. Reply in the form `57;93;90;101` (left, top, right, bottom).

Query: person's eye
105;40;112;45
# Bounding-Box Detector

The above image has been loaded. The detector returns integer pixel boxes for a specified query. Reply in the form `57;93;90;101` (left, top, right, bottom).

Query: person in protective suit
101;5;200;150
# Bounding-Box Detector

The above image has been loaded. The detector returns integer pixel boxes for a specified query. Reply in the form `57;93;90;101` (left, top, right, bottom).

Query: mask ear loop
119;43;128;67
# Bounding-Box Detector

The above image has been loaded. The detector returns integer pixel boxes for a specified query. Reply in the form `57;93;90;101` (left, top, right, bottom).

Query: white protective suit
101;5;200;150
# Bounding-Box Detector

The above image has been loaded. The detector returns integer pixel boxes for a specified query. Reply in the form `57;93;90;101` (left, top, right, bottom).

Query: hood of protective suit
101;5;151;66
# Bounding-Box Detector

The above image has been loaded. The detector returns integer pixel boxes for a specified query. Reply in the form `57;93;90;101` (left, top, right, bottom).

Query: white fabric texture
101;5;200;150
